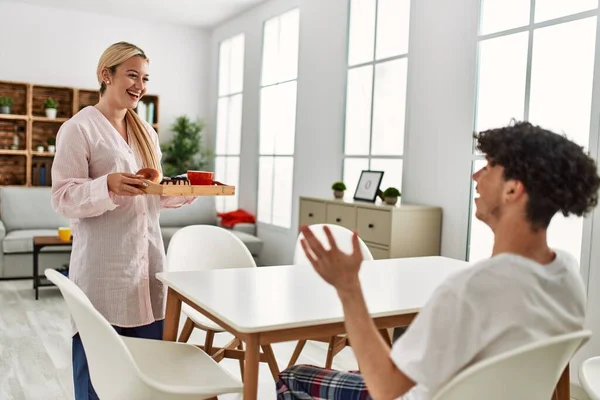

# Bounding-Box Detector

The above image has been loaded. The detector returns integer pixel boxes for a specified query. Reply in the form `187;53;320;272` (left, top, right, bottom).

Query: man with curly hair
276;121;600;400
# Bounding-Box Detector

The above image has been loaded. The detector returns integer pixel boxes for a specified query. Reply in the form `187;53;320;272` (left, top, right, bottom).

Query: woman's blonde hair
96;41;160;172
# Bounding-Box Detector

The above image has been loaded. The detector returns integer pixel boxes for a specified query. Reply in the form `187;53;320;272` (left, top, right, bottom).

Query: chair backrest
431;330;592;400
166;225;256;272
44;269;146;399
578;356;600;400
293;223;374;265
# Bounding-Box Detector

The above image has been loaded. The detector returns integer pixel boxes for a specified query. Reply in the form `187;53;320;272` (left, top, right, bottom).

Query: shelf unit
0;80;160;187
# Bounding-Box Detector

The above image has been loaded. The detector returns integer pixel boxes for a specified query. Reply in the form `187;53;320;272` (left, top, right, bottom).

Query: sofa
0;187;263;278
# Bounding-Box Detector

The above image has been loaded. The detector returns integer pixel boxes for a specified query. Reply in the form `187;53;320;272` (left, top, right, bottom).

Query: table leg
243;334;260;400
553;364;569;400
162;288;181;341
33;244;40;300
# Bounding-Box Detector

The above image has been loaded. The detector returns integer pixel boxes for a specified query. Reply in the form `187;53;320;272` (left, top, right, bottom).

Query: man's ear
505;180;525;201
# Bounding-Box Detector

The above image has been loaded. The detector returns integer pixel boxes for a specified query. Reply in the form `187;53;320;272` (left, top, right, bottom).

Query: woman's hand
299;225;364;294
107;173;148;196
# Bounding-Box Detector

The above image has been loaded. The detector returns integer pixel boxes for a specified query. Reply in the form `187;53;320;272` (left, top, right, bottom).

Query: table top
33;236;72;246
157;256;472;333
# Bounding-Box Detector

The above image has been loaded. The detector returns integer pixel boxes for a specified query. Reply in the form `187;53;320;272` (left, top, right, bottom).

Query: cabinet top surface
300;196;442;211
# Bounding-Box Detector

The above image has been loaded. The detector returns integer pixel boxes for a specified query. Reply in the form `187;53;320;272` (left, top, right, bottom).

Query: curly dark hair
475;121;600;230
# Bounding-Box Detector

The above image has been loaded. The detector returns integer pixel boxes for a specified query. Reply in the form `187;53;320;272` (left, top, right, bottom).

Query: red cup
187;170;214;185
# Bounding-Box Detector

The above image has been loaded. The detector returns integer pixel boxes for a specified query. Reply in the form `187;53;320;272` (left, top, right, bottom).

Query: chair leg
204;330;215;355
261;345;280;380
287;340;307;368
325;336;337;369
212;337;241;363
177;318;194;343
238;340;245;382
378;328;392;346
332;336;348;358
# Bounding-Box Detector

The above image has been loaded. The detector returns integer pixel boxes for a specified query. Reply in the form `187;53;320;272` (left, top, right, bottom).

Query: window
342;0;411;197
215;34;245;213
469;1;598;263
257;9;300;228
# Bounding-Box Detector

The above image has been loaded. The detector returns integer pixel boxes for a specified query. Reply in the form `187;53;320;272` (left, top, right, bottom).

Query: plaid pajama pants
276;365;373;400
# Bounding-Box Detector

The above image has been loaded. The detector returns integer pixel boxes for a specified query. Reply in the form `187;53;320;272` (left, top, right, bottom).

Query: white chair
166;225;280;380
288;223;379;369
45;268;243;400
430;330;592;400
579;355;600;400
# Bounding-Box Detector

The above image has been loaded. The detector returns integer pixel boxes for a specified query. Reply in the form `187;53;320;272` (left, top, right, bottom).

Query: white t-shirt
391;249;586;400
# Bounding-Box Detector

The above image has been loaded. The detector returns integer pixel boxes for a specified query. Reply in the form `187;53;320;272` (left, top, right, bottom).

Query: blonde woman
51;42;194;400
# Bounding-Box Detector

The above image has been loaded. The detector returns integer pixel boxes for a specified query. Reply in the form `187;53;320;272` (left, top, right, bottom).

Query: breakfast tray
143;181;235;196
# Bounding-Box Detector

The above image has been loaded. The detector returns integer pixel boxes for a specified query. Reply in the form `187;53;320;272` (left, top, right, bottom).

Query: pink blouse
51;106;194;330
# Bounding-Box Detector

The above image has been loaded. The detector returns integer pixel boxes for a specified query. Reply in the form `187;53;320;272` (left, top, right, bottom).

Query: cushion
3;230;72;254
160;227;263;256
0;187;68;231
159;197;217;227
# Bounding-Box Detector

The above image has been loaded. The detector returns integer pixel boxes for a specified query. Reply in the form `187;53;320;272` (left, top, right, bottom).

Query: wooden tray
143;181;235;196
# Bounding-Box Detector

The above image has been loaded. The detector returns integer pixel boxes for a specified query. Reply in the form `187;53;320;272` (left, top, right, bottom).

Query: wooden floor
0;279;359;400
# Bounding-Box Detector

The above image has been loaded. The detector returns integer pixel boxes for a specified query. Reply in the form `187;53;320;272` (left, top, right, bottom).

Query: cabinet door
326;204;357;231
299;199;326;226
357;208;392;246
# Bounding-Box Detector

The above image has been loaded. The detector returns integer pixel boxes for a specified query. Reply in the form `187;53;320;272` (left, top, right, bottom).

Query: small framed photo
353;170;384;203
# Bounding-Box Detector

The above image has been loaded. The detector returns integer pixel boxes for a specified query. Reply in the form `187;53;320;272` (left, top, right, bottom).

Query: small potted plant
331;181;346;199
43;98;59;119
383;187;401;205
47;137;56;153
36;144;44;152
0;97;14;114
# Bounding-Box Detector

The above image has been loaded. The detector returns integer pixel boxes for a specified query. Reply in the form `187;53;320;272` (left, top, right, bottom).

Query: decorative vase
333;190;344;199
0;106;10;114
48;145;56;153
384;196;398;206
36;145;44;152
45;108;57;119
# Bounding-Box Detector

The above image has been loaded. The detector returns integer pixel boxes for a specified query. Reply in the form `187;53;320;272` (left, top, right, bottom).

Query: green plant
0;97;14;107
331;181;346;191
43;98;59;109
160;115;213;177
383;187;401;197
47;137;56;146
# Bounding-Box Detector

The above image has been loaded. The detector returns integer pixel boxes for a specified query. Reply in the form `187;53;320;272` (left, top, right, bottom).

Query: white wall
402;0;480;260
209;0;480;265
0;1;210;143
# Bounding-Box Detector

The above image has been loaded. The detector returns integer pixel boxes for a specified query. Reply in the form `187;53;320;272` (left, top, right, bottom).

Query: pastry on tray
159;175;191;186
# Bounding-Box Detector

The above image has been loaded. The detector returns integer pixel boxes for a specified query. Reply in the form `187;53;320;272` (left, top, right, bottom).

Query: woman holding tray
51;41;195;400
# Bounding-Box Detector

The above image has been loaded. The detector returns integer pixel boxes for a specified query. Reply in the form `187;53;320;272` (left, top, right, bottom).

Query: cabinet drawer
366;244;389;260
299;200;326;226
326;204;356;231
357;208;391;246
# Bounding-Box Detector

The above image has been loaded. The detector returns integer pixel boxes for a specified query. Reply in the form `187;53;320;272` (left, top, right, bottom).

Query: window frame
215;33;246;213
467;1;599;267
342;0;411;195
256;8;301;229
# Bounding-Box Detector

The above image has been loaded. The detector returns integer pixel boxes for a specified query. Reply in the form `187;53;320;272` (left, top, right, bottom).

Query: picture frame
353;170;384;203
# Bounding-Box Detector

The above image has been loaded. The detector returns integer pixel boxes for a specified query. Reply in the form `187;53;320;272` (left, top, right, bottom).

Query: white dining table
157;256;570;400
